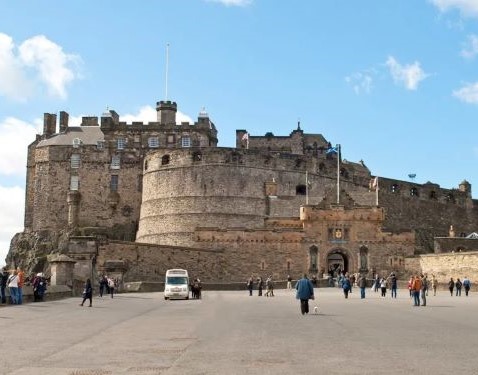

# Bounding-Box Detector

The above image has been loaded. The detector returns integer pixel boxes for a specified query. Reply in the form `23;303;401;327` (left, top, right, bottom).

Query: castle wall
416;251;478;284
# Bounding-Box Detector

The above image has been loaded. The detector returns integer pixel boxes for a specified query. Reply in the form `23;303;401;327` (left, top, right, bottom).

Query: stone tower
156;100;177;124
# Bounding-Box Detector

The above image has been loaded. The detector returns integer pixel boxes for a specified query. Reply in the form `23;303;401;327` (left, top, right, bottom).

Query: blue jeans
360;287;365;299
413;290;420;306
391;287;397;298
18;287;23;304
9;287;18;304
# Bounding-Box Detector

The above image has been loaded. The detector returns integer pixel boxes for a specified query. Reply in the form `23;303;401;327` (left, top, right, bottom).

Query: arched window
296;185;307;195
161;155;170;165
429;191;437;199
410;187;419;197
391;184;399;193
446;193;455;203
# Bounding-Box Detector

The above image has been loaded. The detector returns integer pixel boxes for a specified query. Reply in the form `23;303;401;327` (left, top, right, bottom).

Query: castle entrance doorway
326;250;349;277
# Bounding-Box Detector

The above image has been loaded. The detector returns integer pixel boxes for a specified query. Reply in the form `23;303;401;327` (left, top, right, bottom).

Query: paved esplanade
1;288;477;375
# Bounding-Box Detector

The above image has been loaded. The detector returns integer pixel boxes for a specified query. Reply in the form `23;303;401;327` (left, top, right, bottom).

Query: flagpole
336;144;340;205
306;170;309;205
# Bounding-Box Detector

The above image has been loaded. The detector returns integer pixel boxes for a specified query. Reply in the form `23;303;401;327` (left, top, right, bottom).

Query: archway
326;249;349;277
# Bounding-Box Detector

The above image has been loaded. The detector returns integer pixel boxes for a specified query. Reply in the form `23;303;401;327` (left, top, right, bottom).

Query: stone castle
7;99;478;287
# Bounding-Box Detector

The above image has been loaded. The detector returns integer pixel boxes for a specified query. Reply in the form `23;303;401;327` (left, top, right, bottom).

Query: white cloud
430;0;478;18
461;34;478;58
205;0;252;6
0;33;81;101
0;117;39;176
345;72;373;94
0;185;25;267
0;34;33;100
453;82;478;103
385;56;429;90
120;105;194;124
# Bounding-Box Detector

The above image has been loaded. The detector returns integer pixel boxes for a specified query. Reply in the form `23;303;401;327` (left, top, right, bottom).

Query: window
72;138;81;148
296;185;307;195
429;191;437;200
192;151;202;161
117;138;126;150
181;136;191;148
70;154;80;169
70;176;79;191
410;187;419;197
110;175;118;191
148;137;159;148
161;155;170;165
111;155;121;169
96;141;105;150
391;184;399;193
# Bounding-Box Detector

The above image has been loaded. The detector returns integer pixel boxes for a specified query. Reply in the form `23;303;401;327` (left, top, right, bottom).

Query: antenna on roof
165;43;170;100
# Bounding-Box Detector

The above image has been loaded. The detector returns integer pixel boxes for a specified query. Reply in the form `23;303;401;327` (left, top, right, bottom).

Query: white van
164;269;189;300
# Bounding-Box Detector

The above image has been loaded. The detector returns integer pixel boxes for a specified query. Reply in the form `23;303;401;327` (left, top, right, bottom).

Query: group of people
80;275;118;307
190;278;202;299
447;277;472;296
1;266;47;305
246;275;275;297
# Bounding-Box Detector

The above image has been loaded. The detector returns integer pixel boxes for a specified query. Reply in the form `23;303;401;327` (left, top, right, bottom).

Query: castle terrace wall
416;251;478;285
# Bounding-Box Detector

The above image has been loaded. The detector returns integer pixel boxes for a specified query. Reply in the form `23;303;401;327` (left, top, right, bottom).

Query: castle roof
37;126;104;148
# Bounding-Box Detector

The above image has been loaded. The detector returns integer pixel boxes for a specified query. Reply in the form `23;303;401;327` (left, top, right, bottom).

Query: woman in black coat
80;278;93;307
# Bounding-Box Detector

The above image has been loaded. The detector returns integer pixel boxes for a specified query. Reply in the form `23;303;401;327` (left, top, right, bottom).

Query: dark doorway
326;250;349;277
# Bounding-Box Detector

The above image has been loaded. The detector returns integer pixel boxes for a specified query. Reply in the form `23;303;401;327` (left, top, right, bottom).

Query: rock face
6;99;478;282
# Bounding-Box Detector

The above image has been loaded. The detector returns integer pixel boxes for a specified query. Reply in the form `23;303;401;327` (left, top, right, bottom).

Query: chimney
59;111;69;132
43;113;57;137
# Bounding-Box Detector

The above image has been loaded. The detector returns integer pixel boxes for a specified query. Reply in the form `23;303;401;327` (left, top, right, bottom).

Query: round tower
459;180;472;197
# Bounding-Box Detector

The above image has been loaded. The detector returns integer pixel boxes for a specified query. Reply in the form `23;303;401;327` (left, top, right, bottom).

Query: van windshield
166;276;188;285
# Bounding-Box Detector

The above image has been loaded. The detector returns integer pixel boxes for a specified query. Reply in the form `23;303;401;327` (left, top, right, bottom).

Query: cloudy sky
1;0;478;266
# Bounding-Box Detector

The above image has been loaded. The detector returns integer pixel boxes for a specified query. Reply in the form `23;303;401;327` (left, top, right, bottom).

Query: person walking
463;276;471;296
99;275;107;297
408;276;414;298
373;274;380;293
16;267;25;305
431;274;438;296
357;274;366;299
246;276;254;296
80;279;93;307
7;269;19;305
108;277;115;298
421;274;428;307
295;273;315;315
257;276;263;296
455;278;462;296
380;277;387;297
342;275;351;299
389;273;398;298
287;274;292;290
448;278;454;296
0;267;8;304
32;273;47;302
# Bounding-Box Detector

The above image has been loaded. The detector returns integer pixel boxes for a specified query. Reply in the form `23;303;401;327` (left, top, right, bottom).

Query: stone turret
156;100;177;124
459;180;471;197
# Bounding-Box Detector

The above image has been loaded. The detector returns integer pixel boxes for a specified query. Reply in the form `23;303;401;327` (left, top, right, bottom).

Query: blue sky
1;0;478;266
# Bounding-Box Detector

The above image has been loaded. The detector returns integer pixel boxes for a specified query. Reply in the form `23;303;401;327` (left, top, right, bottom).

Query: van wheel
164;297;169;300
185;296;189;300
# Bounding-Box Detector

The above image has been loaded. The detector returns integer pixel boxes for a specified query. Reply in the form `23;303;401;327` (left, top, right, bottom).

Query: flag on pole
326;145;338;155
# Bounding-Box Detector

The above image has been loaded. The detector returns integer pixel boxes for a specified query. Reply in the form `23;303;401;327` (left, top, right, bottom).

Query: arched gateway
326;249;350;276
